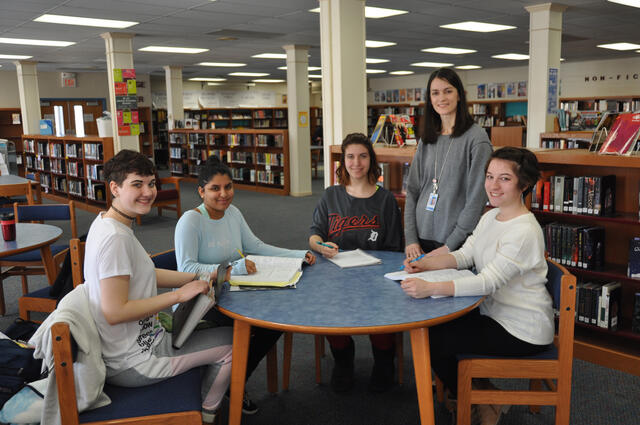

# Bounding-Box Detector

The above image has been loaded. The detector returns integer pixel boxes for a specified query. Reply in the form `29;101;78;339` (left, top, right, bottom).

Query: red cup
1;213;16;241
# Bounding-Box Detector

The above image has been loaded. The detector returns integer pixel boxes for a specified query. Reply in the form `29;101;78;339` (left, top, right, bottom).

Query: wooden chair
0;181;38;207
69;238;85;288
7;202;77;319
454;258;576;425
136;176;182;225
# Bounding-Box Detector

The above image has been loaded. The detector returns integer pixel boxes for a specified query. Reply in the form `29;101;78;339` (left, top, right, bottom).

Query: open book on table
172;261;228;349
327;249;382;268
229;255;304;288
384;268;475;298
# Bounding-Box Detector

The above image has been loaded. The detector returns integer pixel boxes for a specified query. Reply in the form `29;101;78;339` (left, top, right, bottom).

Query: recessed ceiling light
198;62;246;67
0;37;75;47
366;58;389;64
560;58;566;61
207;82;223;86
34;14;137;29
229;72;270;77
422;47;477;54
366;69;386;74
608;0;640;8
189;77;227;82
308;74;323;78
139;46;208;54
389;71;414;75
411;61;454;68
455;65;482;70
492;53;529;60
310;6;407;19
0;54;33;59
253;79;285;83
597;42;640;51
252;53;287;59
440;21;516;32
366;40;397;48
277;66;321;71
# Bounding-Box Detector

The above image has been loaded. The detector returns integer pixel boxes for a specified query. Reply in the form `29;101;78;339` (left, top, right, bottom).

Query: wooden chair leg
529;379;543;413
396;332;404;384
282;332;293;391
175;199;182;218
266;343;278;394
435;375;445;403
314;335;324;384
456;360;472;425
21;275;29;295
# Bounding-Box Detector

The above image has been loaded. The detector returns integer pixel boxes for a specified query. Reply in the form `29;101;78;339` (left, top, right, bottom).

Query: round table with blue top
217;251;483;425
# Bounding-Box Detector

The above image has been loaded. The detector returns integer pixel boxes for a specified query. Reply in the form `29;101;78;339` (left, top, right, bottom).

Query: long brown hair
335;133;381;186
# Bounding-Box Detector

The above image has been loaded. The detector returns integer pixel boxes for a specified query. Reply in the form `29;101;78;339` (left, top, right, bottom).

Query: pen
400;253;426;270
316;241;335;249
236;249;245;258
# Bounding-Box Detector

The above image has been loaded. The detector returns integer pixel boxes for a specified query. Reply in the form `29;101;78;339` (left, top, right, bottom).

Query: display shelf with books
152;108;168;168
21;134;114;213
557;96;640;132
168;128;289;195
138;106;154;162
539;132;594;149
367;104;423;141
531;148;640;375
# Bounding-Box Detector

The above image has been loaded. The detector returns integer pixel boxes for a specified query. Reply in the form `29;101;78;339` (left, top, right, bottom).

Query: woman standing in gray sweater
404;68;492;260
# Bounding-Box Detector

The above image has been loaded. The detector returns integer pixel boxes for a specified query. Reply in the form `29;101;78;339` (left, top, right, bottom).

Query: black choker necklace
110;204;136;221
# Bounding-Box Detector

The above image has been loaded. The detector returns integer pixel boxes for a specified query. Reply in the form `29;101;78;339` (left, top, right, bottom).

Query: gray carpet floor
1;166;639;425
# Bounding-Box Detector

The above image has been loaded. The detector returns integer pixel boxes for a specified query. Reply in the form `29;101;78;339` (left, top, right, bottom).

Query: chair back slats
70;238;85;287
151;249;177;271
51;322;81;425
14;201;77;238
0;182;35;204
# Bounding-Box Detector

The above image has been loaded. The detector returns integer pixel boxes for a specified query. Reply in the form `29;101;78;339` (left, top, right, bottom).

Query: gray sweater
404;123;492;250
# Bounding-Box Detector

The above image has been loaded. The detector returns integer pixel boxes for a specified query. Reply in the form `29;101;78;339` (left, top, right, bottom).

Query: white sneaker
202;408;217;424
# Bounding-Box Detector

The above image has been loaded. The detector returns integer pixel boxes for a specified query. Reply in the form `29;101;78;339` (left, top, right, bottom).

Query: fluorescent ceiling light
252;53;287;59
253;79;285;83
229;72;269;77
492;53;529;60
0;54;33;59
422;47;477;54
597;42;640;51
389;70;414;75
34;14;137;29
189;77;227;82
308;74;322;78
366;40;396;48
198;62;246;67
0;37;75;47
441;21;516;32
139;46;208;54
455;65;482;70
366;69;386;74
277;66;321;71
411;61;454;68
207;82;223;86
366;58;389;64
310;6;407;19
608;0;640;8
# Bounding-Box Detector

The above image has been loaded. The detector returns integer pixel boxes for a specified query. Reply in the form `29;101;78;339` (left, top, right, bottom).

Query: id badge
426;192;438;211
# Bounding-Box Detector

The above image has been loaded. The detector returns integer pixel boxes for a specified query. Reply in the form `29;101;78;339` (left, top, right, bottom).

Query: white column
101;32;138;152
283;44;312;197
319;0;367;187
525;3;567;148
14;61;42;135
164;66;184;130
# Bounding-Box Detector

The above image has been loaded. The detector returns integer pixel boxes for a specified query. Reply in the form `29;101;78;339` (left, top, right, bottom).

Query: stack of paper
384;268;476;298
229;255;304;288
327;249;382;268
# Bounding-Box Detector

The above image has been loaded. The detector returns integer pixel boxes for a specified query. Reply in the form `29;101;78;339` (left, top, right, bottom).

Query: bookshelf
152;108;168;168
21;134;114;213
182;108;289;130
367;104;423;140
138;106;154;161
0;108;25;176
540;132;594;150
310;107;323;140
558;96;640;132
168;128;289;195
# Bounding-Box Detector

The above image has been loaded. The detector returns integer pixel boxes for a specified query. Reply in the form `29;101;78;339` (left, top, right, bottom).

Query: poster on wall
113;68;139;136
415;88;422;102
497;83;505;98
518;81;527;97
488;83;497;99
507;82;516;97
380;91;386;102
477;84;486;99
407;89;414;102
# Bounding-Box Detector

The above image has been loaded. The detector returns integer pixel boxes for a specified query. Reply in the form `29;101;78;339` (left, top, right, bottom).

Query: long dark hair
421;68;474;144
198;155;232;188
335;133;381;186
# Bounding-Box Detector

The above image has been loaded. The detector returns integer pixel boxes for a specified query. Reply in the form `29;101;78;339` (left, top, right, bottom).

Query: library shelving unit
468;100;506;130
539;131;594;149
367;104;423;140
22;134;114;213
138;106;154;161
532;149;640;376
330;144;640;376
310;107;323;139
183;108;289;130
0;108;25;175
152;109;168;168
168;128;289;195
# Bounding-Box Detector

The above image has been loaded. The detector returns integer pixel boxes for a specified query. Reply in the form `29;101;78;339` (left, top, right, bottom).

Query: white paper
385;268;475;298
327;249;382;268
229;255;304;286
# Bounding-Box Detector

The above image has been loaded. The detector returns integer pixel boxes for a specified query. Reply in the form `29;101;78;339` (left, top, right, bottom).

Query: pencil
316;241;335;249
236;249;245;258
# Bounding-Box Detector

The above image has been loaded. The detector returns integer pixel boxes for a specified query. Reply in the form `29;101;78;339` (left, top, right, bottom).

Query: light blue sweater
174;204;307;276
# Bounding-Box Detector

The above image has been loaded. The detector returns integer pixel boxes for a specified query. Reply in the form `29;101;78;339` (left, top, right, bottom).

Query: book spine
543;181;551;211
576;177;584;214
554;176;564;213
572;177;579;214
593;176;602;216
577;283;586;323
608;284;622;331
582;176;589;214
591;284;601;325
549;176;556;212
564;176;573;213
586;176;595;215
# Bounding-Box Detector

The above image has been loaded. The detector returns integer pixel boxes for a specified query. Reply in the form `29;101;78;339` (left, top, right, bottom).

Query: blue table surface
217;251;482;329
0;175;30;185
0;223;62;255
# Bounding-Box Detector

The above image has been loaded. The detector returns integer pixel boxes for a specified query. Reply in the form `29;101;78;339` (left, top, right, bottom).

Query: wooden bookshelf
168;128;289;195
367;104;423;140
152;108;168;168
0;108;25;175
22;134;114;213
138;106;154;162
183;107;289;130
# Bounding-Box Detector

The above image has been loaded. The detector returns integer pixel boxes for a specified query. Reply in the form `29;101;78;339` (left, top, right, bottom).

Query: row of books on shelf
560;99;640;113
530;175;615;217
544;223;604;270
540;137;590;149
230;168;284;186
473;115;496;128
575;280;620;330
86;182;106;201
23;140;102;159
171;133;284;148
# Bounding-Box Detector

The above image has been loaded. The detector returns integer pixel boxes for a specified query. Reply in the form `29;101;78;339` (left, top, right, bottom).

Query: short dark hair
335;133;381;186
198;155;232;187
421;68;474;144
104;149;155;186
486;147;541;196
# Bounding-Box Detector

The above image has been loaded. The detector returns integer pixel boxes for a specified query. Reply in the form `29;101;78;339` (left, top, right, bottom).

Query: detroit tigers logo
368;230;379;242
327;213;379;237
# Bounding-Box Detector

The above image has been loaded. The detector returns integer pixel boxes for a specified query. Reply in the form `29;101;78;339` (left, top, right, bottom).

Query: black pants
418;238;443;254
429;308;549;396
203;309;282;380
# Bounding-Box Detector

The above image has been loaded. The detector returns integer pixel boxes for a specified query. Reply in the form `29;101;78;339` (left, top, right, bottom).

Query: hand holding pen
236;249;257;274
402;253;426;272
316;240;339;258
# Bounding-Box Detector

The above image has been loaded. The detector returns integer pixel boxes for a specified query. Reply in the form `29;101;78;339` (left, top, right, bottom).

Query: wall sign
547;68;559;114
61;72;77;88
